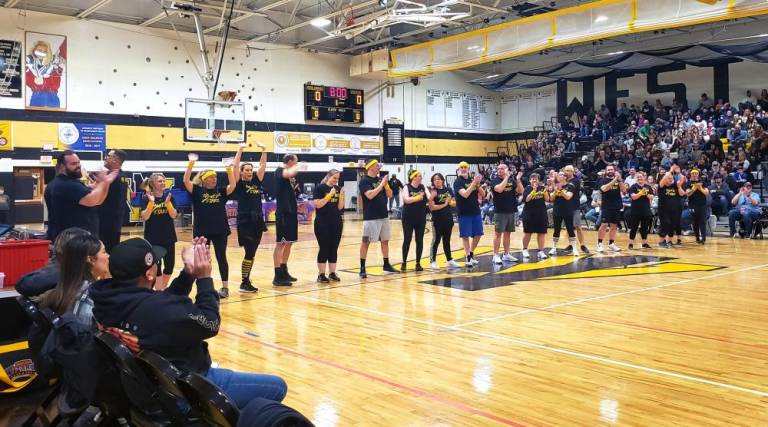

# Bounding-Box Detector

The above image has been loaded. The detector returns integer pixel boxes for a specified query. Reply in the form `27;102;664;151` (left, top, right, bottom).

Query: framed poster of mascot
24;31;67;111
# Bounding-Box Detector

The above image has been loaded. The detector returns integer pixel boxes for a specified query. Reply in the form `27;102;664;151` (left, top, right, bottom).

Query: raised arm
183;156;196;193
232;144;245;182
79;170;117;207
256;144;267;182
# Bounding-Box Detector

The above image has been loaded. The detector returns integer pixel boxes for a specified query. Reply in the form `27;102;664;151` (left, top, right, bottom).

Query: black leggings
552;213;575;238
150;241;176;275
659;205;681;238
431;220;454;262
315;219;343;264
242;231;263;260
402;220;426;264
628;215;652;240
691;205;709;241
204;234;229;282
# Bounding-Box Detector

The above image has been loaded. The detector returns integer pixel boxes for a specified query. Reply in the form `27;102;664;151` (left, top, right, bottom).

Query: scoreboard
304;84;364;124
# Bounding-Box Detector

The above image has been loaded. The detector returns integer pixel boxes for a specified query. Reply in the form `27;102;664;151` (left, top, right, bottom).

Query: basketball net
212;129;229;144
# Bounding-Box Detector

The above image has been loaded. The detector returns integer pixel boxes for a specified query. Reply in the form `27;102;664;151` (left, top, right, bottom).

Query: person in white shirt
624;168;638;187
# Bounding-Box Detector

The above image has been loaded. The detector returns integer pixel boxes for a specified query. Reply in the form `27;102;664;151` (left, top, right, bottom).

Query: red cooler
0;240;50;288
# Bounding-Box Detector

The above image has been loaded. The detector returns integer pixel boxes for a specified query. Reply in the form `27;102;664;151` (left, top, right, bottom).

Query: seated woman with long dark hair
37;229;110;327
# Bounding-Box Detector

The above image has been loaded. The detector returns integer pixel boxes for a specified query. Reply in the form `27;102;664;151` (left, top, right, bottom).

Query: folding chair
177;372;240;427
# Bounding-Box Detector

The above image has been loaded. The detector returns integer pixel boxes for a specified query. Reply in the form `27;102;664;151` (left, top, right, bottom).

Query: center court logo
346;246;723;291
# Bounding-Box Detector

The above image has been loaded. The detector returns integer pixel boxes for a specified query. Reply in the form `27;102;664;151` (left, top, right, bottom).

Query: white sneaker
548;247;558;256
596;242;605;253
502;253;518;262
538;251;548;259
470;258;480;266
493;254;502;264
522;249;530;259
608;243;621;252
572;247;581;256
447;259;461;268
430;261;439;270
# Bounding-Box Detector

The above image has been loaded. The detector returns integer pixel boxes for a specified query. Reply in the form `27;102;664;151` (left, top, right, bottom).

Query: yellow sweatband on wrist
324;193;333;201
385;183;391;190
165;200;174;210
147;201;155;210
187;160;195;169
225;166;233;175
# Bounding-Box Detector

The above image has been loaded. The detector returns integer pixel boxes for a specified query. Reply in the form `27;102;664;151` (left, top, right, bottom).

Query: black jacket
16;263;59;297
88;271;220;374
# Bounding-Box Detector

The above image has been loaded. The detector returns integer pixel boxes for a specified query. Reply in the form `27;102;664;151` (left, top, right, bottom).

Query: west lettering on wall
0;40;22;98
24;31;67;111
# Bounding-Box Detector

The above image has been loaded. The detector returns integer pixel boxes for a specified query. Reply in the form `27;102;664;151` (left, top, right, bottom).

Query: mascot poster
24;31;66;110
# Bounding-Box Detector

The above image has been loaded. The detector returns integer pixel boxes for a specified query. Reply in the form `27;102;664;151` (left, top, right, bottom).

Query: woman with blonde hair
140;173;178;290
183;145;243;298
313;169;345;283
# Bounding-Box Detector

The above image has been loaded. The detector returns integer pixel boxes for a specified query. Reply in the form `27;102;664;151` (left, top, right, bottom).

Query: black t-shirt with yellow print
142;193;177;244
233;179;264;224
522;186;547;217
191;185;230;237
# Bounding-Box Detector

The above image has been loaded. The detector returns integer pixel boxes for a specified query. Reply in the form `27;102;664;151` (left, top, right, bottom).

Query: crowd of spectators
475;90;768;237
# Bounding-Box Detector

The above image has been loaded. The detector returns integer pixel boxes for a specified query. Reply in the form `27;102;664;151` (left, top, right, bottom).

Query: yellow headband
458;161;469;169
201;170;217;181
409;170;421;181
691;168;700;174
365;159;379;170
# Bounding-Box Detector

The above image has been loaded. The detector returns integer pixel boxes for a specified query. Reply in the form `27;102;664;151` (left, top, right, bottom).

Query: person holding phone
183;145;243;297
313;169;344;283
232;143;267;293
453;162;485;267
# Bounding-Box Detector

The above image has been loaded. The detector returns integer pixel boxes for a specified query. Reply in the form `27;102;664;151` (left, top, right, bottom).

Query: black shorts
237;219;267;247
275;212;298;242
601;208;623;225
523;212;548;234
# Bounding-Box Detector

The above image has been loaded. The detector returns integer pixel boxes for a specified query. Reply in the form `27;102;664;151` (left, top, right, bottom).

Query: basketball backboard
184;98;245;143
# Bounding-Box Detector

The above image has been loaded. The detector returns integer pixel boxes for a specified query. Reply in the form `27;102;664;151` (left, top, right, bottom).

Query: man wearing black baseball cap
89;237;287;408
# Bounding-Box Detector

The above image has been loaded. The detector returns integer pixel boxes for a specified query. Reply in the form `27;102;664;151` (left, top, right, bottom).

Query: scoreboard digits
305;84;364;124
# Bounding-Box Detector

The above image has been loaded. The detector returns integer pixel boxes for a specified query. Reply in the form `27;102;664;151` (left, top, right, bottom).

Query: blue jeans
728;208;761;236
206;367;287;409
585;209;601;228
710;195;729;217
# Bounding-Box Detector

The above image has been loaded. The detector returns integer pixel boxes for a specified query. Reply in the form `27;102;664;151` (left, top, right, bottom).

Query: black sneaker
272;272;292;286
675;239;682;245
359;270;368;279
283;267;298;282
317;273;330;284
399;263;407;273
239;279;258;293
564;245;574;252
328;272;341;282
642;243;652;249
628;243;634;250
382;264;397;273
218;287;229;298
580;245;590;254
415;264;424;272
659;242;669;249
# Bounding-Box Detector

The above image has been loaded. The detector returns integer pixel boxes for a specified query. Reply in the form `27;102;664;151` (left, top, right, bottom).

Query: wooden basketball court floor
165;220;768;426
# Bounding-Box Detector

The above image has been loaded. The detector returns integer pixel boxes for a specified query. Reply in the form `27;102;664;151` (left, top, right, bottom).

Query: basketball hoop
212;129;229;144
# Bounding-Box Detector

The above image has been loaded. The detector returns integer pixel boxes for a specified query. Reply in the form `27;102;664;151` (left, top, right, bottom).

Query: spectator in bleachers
699;93;714;110
728;182;762;238
89;237;288;408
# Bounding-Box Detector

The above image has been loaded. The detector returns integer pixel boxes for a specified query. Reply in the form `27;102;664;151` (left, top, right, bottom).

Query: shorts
601;208;623;225
362;218;391;242
494;212;516;233
572;210;582;227
275;212;298;242
523;213;548;234
458;215;484;238
237;219;267;247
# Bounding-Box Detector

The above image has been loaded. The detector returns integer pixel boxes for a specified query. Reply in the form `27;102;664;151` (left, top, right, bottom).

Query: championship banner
0;121;11;151
57;123;106;151
274;131;380;155
0;40;22;98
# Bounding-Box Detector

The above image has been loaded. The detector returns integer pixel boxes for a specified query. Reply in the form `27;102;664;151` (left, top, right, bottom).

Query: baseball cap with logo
109;238;167;281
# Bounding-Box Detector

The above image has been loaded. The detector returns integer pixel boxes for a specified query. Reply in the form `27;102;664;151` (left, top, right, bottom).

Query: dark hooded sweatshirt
88;271;220;374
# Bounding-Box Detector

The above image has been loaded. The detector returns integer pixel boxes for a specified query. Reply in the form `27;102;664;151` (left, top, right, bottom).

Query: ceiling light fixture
311;17;332;27
594;15;608;23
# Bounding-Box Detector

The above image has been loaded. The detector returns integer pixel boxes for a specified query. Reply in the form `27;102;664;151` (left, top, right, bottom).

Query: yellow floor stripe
540;262;721;280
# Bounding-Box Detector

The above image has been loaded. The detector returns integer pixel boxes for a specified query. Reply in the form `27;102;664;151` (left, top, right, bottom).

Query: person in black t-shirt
548;171;579;256
657;165;687;248
358;159;396;278
564;165;590;254
272;154;305;286
491;163;519;264
453;161;485;267
428;173;458;270
44;161;65;241
98;149;128;253
49;150;118;242
140;173;178;290
596;164;627;253
627;172;654;249
313;169;345;283
685;168;710;244
232;143;268;293
520;173;550;259
400;170;429;272
388;174;404;212
183;145;242;298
